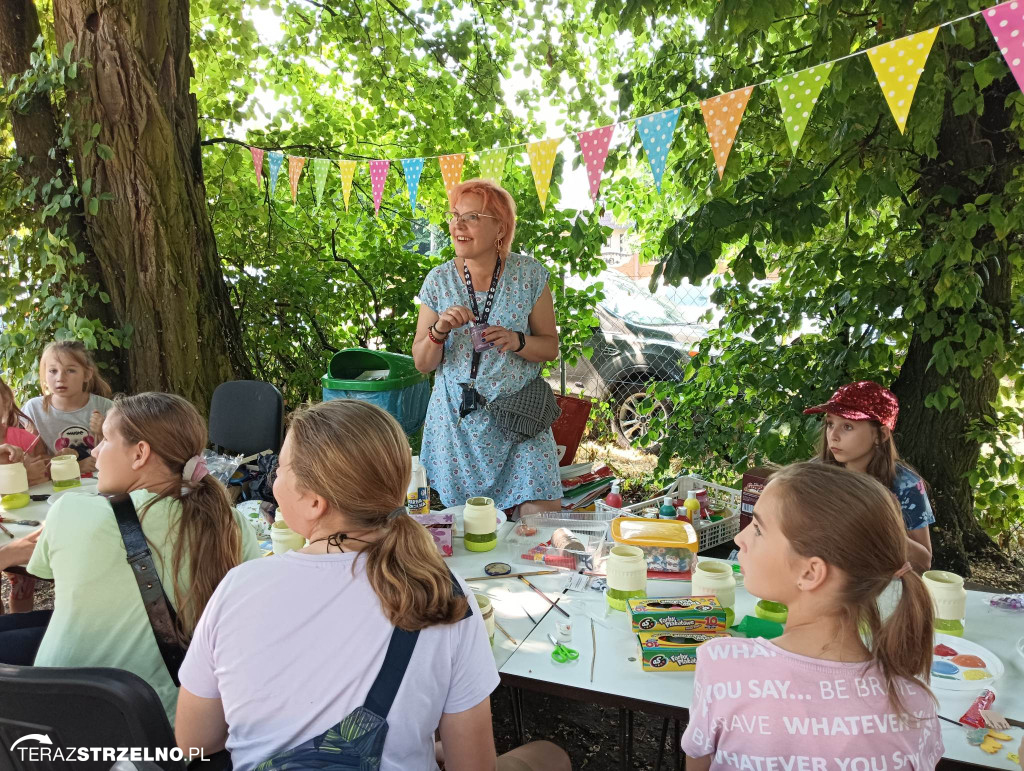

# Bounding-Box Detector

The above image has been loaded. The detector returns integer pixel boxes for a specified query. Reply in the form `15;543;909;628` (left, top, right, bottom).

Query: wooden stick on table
494;619;518;645
590;617;596;683
465;570;559;581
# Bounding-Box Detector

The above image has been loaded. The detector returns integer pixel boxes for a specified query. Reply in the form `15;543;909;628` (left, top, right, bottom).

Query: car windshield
600;275;693;326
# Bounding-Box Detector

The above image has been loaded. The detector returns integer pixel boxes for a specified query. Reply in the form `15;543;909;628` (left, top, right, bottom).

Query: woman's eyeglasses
446;211;499;225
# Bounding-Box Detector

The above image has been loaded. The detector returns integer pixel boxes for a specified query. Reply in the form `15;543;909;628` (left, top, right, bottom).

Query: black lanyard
461;257;501;382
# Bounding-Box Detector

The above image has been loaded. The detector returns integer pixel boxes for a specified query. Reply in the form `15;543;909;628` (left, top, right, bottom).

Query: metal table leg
654;717;670;771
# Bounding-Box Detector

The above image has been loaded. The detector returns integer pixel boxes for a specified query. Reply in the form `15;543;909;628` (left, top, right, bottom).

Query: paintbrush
466;570;559;581
0;521;14;538
519;575;570;618
493;620;517;645
522;606;539;625
590;617;596;683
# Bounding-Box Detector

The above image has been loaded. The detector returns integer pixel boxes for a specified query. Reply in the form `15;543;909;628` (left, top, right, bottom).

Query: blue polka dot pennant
401;158;425;214
266;151;284;197
634;108;681;193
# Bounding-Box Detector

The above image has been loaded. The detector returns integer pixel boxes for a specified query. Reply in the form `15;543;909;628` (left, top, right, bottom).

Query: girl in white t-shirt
175;399;570;771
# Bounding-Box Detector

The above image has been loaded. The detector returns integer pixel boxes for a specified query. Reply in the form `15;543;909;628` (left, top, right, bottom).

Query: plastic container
407;455;429;515
754;600;788;624
658;496;675;519
606;545;648;611
0;461;29;510
463;497;498;552
597;475;741;552
475;594;495;645
923;570;967;637
691;560;737;627
610;517;698;573
50;455;82;490
512;513;610;571
683;490;700;522
321;348;430;436
270;520;306;554
604;482;622;510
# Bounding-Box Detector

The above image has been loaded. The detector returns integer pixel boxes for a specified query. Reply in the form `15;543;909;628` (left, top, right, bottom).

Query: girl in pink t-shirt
683;462;942;770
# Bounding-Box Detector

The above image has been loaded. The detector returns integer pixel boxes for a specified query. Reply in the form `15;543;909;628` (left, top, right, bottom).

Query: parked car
557;270;711;448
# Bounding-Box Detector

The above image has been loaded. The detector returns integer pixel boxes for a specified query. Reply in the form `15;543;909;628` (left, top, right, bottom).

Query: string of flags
243;1;1024;214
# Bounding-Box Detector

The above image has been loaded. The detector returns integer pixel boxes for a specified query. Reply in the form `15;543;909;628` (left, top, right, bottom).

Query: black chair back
209;380;283;456
0;664;184;770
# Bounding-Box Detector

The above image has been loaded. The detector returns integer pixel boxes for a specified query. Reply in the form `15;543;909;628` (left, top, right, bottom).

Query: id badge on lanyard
458;257;501;421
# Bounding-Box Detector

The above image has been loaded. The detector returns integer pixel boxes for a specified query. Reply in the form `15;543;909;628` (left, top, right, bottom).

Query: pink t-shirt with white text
682;637;943;770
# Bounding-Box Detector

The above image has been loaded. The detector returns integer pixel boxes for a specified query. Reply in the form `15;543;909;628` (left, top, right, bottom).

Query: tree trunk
51;0;251;409
890;44;1020;575
0;0;125;391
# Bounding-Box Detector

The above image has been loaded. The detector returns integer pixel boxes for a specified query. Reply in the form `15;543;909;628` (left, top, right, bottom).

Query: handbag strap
106;493;186;686
362;566;471;719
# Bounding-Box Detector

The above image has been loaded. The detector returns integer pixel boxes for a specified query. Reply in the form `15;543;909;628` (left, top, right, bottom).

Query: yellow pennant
866;27;939;134
337;160;357;211
527;138;560;211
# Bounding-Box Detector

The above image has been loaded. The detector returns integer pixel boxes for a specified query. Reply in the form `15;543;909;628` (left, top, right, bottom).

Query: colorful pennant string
266;151;284;196
775;63;834;153
700;89;753;179
287;156;306;203
866;27;939;133
985;1;1024;94
337;160;357;211
369;160;390;214
249;147;265;191
528;138;560;211
577;125;616;200
402;158;425;214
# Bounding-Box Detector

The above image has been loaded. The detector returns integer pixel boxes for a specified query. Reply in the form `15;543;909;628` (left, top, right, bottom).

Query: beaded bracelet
427;324;447;345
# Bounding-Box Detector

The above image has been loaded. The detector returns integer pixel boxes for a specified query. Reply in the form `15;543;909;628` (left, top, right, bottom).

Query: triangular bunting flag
267;151;284;196
369;160;390;215
577;125;616;200
249;147;265;191
439;154;465;202
401;158;425;214
775;62;834;154
985;2;1024;95
477;148;508;184
311;158;330;208
527;138;560;211
866;27;939;133
699;89;753;179
636;107;682;190
287;156;306;203
337;160;356;211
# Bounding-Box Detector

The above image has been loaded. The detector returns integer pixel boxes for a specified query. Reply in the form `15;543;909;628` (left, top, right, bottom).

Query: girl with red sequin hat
804;381;933;572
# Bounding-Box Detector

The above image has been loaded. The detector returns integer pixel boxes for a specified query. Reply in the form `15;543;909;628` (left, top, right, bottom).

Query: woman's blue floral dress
419;252;561;509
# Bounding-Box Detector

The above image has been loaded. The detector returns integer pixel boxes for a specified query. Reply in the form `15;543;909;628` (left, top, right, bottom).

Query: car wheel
612;382;670;452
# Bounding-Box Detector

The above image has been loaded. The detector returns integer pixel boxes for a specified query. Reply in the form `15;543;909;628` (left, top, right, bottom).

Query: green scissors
547;634;579;663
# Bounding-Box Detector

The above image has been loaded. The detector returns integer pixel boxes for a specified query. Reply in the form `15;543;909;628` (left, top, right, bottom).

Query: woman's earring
495;237;503;256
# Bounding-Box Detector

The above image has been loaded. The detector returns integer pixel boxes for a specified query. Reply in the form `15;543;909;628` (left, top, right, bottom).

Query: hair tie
387;506;407;522
182;455;208;483
893;561;912;580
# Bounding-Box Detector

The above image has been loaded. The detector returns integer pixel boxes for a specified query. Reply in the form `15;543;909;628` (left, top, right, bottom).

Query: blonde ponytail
286;399;468;630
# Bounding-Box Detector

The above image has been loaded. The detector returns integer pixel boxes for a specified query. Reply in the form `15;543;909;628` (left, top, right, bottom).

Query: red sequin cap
803;380;899;431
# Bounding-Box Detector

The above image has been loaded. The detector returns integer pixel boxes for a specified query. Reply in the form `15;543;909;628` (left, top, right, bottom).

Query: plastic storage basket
508;513;611;571
322;348;430;436
595;475;741;553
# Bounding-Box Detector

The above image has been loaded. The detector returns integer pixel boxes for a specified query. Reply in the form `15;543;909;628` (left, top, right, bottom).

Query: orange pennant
700;86;754;179
438;154;465;203
287;156;306;203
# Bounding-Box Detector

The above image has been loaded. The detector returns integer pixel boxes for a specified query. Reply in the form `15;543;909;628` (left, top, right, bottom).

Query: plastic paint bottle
407;455;429;515
605;481;622;509
682;490;701;523
658;496;676;519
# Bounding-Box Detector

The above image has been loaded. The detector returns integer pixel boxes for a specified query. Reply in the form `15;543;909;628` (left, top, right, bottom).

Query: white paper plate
47;481;100;505
930;632;1004;691
442;505;507;537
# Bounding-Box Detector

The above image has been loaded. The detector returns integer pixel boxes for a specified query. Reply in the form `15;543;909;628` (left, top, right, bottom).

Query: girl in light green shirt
27;392;262;723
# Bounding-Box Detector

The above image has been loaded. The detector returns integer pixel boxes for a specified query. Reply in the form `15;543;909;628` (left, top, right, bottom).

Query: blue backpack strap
363;566;471;718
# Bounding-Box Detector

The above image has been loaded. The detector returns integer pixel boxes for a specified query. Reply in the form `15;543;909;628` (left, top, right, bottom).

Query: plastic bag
201;449;246;486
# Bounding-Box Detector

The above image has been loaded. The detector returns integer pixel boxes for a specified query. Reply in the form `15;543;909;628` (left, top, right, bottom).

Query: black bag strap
362;566;471;719
106;493;186;686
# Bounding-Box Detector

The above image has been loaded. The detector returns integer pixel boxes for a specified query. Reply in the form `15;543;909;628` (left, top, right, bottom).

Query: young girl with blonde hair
21;341;115;474
175;399;570;771
683;462;941;769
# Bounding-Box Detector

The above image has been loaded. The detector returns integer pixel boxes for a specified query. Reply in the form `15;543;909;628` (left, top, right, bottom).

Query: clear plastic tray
508;514;611;571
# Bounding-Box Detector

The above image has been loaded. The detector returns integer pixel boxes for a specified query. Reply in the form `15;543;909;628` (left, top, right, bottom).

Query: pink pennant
985;1;1024;94
577;125;616;200
369;160;390;214
250;147;265;190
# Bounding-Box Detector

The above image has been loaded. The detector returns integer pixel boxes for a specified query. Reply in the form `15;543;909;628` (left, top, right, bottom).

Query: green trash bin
321;348;430;436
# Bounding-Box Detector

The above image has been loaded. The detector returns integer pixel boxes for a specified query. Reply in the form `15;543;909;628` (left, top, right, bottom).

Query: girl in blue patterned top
412;179;561;515
804;380;934;572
